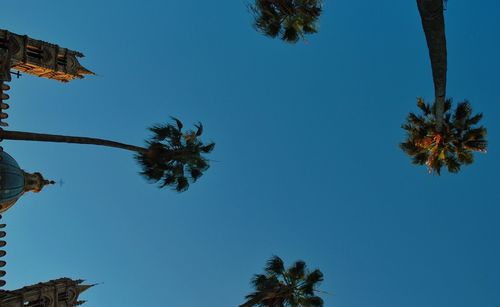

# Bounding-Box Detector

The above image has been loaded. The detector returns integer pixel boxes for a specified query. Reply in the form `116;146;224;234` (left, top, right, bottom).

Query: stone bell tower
0;278;92;306
0;28;94;83
0;28;93;127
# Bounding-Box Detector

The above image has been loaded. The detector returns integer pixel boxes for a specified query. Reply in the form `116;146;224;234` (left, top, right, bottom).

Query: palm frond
189;167;202;182
417;97;431;115
171;116;183;131
250;274;269;291
456;149;473;164
283;23;300;43
300;269;323;295
445;156;460;173
194;122;203;136
200;142;216;153
466;113;483;126
298;296;324;307
288;260;306;281
444;99;452;113
176;176;189;192
250;0;322;43
306;269;324;285
412;152;429;165
265;256;285;275
453;101;471;123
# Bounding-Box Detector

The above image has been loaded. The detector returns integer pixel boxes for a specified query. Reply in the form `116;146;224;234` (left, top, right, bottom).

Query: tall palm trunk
0;130;147;153
417;0;447;132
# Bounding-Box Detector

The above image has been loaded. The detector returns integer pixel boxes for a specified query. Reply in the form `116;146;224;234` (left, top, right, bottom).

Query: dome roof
0;151;25;212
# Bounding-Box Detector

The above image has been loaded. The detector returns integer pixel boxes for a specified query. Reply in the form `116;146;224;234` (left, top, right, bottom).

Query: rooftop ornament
0;150;54;214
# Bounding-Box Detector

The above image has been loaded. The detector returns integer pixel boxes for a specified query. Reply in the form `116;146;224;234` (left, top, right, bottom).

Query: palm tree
401;0;487;174
400;98;486;175
249;0;323;43
0;117;214;192
240;256;324;307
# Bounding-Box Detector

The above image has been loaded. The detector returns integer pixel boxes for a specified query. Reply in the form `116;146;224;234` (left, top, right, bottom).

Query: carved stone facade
0;29;93;83
0;278;91;307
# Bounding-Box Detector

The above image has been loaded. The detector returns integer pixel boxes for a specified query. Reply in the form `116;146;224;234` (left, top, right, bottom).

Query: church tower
0;278;92;306
0;28;94;83
0;28;93;127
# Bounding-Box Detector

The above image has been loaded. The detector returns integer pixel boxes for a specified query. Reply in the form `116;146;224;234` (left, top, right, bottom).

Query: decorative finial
23;171;55;193
77;283;95;293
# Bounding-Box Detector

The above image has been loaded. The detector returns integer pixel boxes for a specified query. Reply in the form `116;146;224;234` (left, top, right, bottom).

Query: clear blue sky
1;1;500;306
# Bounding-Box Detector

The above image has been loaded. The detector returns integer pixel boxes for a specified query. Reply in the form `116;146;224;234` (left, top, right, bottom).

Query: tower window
26;45;42;60
57;56;67;66
58;291;68;301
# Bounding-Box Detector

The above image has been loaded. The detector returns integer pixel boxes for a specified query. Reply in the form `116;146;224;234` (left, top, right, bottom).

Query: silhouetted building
0;278;92;306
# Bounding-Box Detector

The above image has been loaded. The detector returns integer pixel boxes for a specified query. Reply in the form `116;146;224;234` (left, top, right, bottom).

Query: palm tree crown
400;98;487;175
249;0;322;43
136;117;215;192
240;256;324;307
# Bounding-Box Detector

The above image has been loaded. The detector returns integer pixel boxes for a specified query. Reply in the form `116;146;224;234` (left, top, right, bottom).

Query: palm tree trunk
0;130;147;153
417;0;447;132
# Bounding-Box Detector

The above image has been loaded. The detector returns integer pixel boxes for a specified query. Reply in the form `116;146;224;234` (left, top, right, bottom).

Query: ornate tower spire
76;283;95;294
23;171;55;193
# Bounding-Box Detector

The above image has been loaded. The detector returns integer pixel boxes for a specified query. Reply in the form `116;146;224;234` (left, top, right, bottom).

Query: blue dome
0;151;25;209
